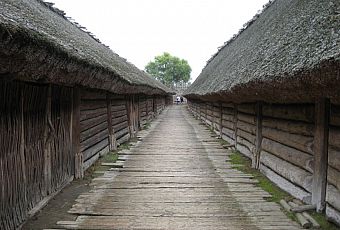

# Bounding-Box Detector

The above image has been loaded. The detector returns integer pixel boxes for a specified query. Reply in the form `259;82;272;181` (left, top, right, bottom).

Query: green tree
145;52;191;87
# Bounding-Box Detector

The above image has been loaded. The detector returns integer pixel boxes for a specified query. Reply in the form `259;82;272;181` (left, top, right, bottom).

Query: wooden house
0;0;173;229
185;0;340;225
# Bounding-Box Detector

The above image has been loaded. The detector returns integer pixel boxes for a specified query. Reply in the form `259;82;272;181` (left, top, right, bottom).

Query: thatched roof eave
0;0;173;95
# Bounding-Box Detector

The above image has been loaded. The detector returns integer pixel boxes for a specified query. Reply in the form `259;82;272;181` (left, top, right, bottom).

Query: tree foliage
145;52;191;87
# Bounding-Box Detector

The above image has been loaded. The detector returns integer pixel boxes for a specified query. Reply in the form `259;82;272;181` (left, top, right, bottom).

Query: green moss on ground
228;150;339;229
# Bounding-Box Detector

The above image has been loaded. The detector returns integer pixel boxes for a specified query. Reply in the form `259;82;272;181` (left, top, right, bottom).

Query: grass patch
229;151;340;229
228;151;291;203
142;121;151;130
309;212;339;230
101;151;119;163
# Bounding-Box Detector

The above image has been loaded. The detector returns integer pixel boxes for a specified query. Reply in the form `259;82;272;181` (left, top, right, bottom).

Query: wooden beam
312;97;330;212
254;101;263;169
72;87;83;179
233;104;238;146
107;94;117;151
44;85;52;194
219;102;223;137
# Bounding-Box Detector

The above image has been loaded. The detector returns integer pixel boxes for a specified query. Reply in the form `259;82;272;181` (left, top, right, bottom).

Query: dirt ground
22;175;92;230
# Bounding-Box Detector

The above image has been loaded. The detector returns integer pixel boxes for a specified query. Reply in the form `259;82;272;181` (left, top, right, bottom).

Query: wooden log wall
188;100;340;226
155;97;166;115
110;96;129;145
0;81;170;229
80;90;109;171
220;103;236;144
326;103;340;224
0;82;74;230
50;86;74;191
146;97;155;121
259;103;315;203
139;96;148;126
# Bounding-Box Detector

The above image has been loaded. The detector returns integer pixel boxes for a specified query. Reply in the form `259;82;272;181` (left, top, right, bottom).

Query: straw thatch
0;0;173;95
185;0;340;103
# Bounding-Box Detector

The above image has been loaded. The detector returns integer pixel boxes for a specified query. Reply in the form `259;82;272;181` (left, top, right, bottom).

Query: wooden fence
188;99;340;225
0;81;168;230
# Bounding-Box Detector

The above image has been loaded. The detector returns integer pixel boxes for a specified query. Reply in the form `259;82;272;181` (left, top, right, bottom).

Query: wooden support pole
254;102;263;169
219;102;223;137
72;87;83;179
107;93;117;151
146;97;149;121
136;95;141;129
126;96;134;138
233;104;238;146
312;97;330;212
44;85;52;194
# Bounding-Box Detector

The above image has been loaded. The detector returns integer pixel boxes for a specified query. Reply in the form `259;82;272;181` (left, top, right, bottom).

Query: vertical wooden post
312;98;330;212
19;85;27;202
253;102;263;169
219;102;223;137
199;102;202;120
126;96;132;138
233;104;238;146
72;87;83;179
44;85;52;194
146;97;149;121
107;93;117;151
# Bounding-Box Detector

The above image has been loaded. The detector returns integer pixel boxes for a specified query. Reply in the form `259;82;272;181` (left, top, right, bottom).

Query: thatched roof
0;0;173;95
185;0;340;103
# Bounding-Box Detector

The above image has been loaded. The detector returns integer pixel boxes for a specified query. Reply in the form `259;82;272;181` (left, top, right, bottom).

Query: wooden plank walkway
54;105;301;229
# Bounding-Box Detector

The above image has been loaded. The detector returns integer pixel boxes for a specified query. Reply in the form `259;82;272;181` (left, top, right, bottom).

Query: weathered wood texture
312;98;329;212
56;106;300;230
188;100;338;223
0;82;74;230
260;103;315;203
326;104;340;225
80;90;109;166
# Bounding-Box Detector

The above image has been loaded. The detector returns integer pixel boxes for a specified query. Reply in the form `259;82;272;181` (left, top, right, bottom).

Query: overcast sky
50;0;269;82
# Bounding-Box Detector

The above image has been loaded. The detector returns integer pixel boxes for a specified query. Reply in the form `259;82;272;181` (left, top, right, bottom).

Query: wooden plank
80;128;109;152
262;117;314;136
80;114;107;132
238;103;255;115
261;138;313;173
80;100;106;111
237;120;256;134
254;101;262;169
262;127;313;154
80;121;107;143
80;107;107;121
107;94;116;151
261;151;313;193
263;104;314;123
73;87;83;179
233;104;238;146
83;138;109;161
260;164;311;203
238;112;256;125
219;103;223;137
312;98;329;212
44;85;52;194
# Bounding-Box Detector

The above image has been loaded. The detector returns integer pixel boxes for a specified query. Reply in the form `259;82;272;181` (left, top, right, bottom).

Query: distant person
176;96;180;105
180;96;184;104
